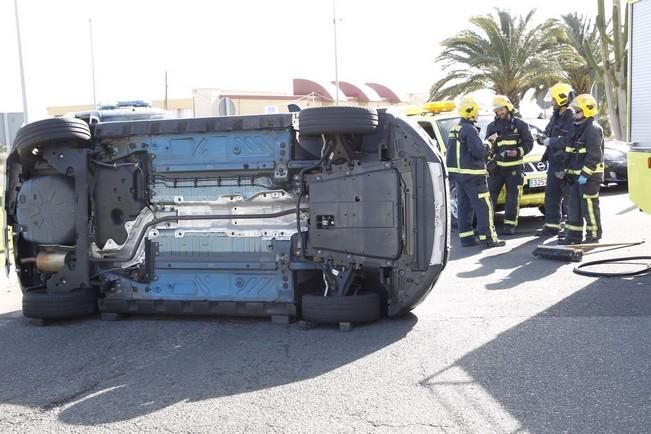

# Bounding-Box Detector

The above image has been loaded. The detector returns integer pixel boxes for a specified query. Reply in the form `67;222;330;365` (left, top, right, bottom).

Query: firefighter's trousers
452;174;498;243
488;165;524;228
542;165;568;232
564;175;602;242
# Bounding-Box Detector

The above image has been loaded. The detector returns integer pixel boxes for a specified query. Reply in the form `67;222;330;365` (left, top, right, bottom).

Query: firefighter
485;95;534;235
559;94;604;245
447;97;505;248
536;82;576;237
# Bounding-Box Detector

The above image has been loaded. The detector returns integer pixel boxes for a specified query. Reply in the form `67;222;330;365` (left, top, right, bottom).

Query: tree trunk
595;0;628;140
615;68;627;140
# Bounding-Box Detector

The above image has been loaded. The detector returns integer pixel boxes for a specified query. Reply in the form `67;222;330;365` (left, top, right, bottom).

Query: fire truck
628;0;651;213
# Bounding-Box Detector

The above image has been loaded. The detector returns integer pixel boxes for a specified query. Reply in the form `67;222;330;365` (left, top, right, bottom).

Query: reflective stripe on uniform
497;160;524;167
583;193;599;199
565;147;587;153
567;169;582;175
479;192;498;239
457;139;461;170
448;167;487;175
544;223;561;229
496;139;518;146
582;163;604;175
459;231;475;238
585;196;598;238
504;219;517;226
514;184;523;226
565;224;584;232
479;234;487;241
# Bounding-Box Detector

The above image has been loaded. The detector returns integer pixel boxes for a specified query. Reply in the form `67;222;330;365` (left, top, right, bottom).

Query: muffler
20;249;70;273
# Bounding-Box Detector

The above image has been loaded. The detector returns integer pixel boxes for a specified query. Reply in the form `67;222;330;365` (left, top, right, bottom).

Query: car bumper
604;161;628;183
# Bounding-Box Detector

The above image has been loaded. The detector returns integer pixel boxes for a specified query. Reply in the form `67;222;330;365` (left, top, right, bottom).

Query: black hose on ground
573;256;651;277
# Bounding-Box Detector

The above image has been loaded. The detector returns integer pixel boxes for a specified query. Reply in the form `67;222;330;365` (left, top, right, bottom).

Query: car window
475;115;493;137
436;118;460;143
417;121;436;140
436;114;494;141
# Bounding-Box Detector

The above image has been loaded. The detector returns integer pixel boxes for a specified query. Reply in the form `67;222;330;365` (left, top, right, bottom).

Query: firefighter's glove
578;174;588;185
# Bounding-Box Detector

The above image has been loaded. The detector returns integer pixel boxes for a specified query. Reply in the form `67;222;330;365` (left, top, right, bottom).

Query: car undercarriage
4;107;449;325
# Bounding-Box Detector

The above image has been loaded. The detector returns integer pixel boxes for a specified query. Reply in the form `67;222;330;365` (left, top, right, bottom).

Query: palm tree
557;13;601;95
430;9;569;109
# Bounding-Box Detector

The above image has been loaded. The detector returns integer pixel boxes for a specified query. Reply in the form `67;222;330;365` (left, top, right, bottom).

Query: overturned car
4;107;449;324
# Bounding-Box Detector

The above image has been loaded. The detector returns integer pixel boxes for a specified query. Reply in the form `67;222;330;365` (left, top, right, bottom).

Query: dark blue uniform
485;116;533;230
563;117;604;243
540;108;575;233
446;119;499;246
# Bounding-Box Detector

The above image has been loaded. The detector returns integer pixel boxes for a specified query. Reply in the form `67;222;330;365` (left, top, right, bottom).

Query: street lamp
89;18;97;107
14;0;28;123
332;0;340;106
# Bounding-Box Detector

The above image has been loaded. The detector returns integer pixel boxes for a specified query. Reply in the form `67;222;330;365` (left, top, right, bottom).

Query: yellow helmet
492;95;514;112
549;82;575;106
572;94;599;118
458;97;480;121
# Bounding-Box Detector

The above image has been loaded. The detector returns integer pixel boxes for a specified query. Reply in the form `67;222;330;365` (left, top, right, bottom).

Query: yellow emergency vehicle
406;102;548;223
627;0;651;214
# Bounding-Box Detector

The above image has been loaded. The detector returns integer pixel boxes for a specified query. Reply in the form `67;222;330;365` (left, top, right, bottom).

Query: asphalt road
0;184;649;433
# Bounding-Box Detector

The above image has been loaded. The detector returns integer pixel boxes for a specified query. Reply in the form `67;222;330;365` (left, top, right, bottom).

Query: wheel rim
450;186;458;221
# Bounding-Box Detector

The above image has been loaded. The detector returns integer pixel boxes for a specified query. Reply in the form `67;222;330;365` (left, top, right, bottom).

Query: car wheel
13;117;91;162
298;106;378;136
301;292;381;324
449;183;458;227
22;288;98;320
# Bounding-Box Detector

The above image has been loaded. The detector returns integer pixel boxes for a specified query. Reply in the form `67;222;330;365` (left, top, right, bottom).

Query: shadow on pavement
457;237;559;290
419;274;651;432
454;221;560;290
0;311;417;425
449;215;544;262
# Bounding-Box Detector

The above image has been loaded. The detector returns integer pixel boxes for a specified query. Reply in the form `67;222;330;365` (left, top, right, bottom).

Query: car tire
22;288;98;320
298;106;378;136
301;292;381;324
449;183;458;227
14;117;91;162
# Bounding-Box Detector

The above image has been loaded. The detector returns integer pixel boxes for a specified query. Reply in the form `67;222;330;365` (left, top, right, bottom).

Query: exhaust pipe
20;250;69;273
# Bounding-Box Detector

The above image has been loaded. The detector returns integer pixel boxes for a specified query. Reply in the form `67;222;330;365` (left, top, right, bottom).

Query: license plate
529;177;546;188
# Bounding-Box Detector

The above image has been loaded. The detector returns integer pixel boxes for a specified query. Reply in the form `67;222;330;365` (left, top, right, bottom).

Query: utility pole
332;0;340;106
89;18;97;107
14;0;28;123
164;70;168;110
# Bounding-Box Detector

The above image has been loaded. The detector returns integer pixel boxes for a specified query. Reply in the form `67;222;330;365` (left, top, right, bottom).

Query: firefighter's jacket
485;115;534;168
566;117;605;180
446;119;491;176
542;107;575;168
